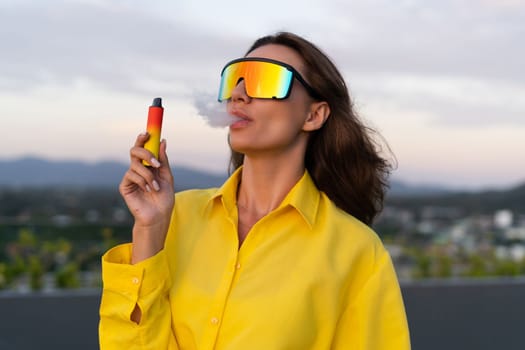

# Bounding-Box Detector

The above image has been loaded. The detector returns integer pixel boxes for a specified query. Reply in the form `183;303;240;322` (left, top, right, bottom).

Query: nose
230;79;252;104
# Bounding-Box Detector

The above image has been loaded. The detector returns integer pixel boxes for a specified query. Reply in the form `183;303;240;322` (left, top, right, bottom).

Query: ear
302;101;330;132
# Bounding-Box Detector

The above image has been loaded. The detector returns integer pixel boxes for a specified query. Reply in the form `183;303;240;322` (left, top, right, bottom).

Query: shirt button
211;317;219;325
236;263;241;270
131;277;139;284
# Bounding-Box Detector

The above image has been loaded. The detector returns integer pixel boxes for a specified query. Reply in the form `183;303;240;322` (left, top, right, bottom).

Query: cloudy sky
1;0;524;189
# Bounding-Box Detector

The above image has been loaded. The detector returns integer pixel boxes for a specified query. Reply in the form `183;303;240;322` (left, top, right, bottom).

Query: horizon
1;0;524;190
2;154;523;193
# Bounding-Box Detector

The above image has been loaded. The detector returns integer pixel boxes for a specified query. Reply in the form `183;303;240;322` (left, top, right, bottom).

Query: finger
128;159;162;191
134;132;150;147
130;145;160;168
158;139;174;183
130;133;161;167
120;168;152;194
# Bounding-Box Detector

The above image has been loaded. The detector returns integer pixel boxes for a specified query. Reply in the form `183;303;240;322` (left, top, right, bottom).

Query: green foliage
463;254;488;278
55;262;80;289
18;228;37;248
0;186;135;292
493;259;521;277
435;254;453;278
0;263;8;289
10;255;26;278
28;255;44;291
411;249;432;279
0;225;125;291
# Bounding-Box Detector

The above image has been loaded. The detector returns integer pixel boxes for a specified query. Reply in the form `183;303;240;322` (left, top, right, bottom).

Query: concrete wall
0;290;100;349
1;278;524;349
404;278;525;350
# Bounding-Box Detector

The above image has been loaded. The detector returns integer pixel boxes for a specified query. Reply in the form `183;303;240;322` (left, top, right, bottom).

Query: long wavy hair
229;32;394;225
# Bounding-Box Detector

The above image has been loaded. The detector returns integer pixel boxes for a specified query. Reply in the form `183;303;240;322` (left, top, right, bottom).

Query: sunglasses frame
218;57;322;102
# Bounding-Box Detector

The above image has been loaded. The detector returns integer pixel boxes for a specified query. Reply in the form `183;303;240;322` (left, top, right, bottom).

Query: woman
99;32;411;349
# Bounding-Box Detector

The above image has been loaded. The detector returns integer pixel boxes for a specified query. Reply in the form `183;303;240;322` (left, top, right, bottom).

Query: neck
237;155;305;217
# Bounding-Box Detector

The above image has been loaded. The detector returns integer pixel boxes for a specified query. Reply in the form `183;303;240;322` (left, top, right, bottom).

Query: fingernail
152;180;160;191
150;158;161;168
145;184;152;192
140;132;148;136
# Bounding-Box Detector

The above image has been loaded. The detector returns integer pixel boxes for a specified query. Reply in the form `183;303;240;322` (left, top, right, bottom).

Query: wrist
131;221;169;264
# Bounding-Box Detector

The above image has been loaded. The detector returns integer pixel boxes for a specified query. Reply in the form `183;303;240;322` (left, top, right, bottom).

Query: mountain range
0;157;227;191
0;157;522;198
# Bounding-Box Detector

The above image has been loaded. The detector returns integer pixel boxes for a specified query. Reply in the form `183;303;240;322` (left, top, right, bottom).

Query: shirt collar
208;167;320;229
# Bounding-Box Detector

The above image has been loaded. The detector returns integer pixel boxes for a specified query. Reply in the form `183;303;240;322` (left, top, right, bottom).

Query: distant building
494;210;513;229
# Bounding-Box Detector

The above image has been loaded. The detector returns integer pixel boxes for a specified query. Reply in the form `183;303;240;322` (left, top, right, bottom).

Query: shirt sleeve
331;247;411;349
98;243;179;350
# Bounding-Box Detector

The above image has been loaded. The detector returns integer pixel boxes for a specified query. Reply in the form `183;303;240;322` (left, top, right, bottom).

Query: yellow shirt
99;169;410;349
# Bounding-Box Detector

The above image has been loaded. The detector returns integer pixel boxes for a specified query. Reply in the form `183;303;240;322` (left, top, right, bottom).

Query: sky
1;0;524;190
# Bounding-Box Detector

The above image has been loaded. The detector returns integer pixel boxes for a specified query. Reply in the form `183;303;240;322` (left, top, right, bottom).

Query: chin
229;134;250;152
229;143;251;155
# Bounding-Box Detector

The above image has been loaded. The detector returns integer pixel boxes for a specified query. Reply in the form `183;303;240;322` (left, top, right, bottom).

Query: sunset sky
1;0;524;190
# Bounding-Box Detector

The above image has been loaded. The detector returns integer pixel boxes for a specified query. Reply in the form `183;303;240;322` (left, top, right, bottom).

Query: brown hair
229;32;394;225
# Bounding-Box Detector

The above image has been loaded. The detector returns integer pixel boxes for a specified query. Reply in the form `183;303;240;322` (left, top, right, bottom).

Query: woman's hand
119;133;175;263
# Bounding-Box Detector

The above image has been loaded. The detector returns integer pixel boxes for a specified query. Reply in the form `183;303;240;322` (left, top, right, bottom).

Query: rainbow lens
218;58;294;101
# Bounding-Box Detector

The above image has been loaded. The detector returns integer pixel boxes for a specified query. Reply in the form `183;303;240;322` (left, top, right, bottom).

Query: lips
230;109;251;120
228;109;252;129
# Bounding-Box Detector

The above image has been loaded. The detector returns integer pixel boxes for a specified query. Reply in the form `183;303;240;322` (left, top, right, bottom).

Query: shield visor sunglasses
217;57;321;102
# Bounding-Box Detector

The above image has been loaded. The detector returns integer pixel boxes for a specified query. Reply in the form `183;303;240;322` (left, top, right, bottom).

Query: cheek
279;102;309;131
251;96;311;140
263;109;308;145
260;108;301;135
264;99;308;124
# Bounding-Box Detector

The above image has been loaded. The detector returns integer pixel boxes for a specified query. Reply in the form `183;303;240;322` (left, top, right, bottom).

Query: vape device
143;97;164;166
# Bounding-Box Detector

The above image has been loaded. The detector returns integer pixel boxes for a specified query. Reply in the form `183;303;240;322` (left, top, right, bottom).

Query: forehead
246;44;306;75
